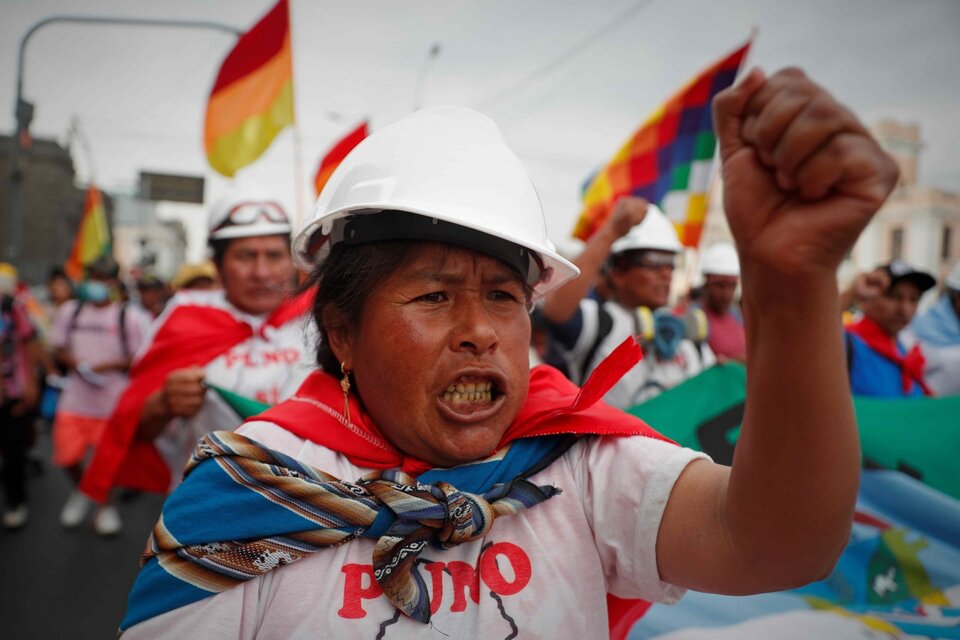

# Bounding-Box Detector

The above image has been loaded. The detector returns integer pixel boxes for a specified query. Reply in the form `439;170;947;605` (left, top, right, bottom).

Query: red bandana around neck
847;316;931;396
251;337;671;476
251;337;668;638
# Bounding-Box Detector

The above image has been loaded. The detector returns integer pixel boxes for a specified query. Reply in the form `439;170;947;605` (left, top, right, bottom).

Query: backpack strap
68;300;85;335
581;303;614;379
118;302;130;359
68;301;132;359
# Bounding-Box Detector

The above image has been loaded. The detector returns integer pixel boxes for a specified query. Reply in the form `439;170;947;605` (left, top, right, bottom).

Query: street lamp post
7;15;242;263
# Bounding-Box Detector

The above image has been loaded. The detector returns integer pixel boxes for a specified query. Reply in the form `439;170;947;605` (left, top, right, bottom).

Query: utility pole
413;42;442;112
7;15;242;263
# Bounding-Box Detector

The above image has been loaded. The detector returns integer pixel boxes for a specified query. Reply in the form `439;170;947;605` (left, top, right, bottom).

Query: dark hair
306;241;534;373
86;255;119;279
210;239;230;267
307;242;418;373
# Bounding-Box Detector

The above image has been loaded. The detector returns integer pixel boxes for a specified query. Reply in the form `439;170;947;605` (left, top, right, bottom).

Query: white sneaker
2;504;28;529
60;490;92;528
94;504;122;537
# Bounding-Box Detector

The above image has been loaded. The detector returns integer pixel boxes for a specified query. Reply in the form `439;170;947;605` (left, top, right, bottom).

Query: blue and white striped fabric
121;430;573;631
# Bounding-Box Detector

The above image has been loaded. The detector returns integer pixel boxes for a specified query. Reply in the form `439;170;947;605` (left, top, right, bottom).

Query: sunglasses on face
213;201;289;232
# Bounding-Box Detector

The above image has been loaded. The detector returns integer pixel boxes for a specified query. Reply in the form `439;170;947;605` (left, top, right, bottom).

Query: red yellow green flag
65;185;111;281
573;41;750;247
204;0;294;177
314;121;368;197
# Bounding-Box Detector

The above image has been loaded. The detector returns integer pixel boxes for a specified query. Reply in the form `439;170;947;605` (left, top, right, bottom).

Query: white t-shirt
123;420;707;639
144;290;315;484
50;300;151;419
901;327;960;396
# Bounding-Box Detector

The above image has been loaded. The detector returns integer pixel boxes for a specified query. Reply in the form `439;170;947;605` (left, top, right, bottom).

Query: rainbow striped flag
314;121;368;197
573;41;750;247
65;185;111;281
204;0;294;177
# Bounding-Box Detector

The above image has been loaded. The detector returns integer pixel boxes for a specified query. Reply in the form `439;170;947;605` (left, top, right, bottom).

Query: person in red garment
79;186;313;505
844;260;936;397
699;242;747;362
122;68;898;639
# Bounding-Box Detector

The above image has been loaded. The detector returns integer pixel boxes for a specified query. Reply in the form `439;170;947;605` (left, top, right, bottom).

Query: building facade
112;194;188;281
1;134;192;286
698;120;960;291
849;120;960;286
0;134;94;284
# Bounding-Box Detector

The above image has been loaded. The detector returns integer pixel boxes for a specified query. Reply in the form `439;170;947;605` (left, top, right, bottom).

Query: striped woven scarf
122;430;574;631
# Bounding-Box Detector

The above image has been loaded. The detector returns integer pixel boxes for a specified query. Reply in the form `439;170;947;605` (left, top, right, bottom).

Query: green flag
205;383;271;419
628;363;960;501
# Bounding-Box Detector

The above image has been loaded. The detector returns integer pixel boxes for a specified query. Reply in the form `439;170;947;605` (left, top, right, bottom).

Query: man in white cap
541;196;714;408
905;260;960;395
699;242;746;361
79;186;314;506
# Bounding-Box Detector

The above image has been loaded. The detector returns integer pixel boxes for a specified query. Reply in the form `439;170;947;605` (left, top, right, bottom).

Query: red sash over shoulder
847;316;931;395
79;291;313;503
255;336;671;475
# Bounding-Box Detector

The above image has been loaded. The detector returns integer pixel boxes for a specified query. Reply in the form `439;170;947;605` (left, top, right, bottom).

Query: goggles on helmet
211;201;289;235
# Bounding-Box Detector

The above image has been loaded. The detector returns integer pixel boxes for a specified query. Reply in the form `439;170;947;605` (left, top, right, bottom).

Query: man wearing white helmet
120;69;899;639
905;260;960;395
79;187;314;506
699;242;746;361
541;196;715;407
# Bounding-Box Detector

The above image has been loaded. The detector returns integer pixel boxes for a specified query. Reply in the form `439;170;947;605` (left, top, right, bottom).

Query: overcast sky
2;0;959;260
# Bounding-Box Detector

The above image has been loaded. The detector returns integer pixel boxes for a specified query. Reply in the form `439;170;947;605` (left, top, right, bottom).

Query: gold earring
340;362;352;423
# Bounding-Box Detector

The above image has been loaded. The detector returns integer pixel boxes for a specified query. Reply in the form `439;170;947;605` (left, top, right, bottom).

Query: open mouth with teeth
442;379;497;405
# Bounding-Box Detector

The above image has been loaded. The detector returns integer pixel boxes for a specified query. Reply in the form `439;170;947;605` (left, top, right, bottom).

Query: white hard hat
700;242;740;277
293;106;579;296
207;184;292;243
945;261;960;290
608;204;682;255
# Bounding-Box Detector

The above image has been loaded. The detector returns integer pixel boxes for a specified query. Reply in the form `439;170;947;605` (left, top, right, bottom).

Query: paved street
0;427;166;640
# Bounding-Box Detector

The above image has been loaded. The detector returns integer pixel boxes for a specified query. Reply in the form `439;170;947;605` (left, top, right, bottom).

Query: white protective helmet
608;204;682;256
293;106;579;296
207;184;292;243
700;242;740;277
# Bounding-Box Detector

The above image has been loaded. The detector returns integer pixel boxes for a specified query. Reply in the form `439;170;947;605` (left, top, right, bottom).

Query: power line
474;0;657;112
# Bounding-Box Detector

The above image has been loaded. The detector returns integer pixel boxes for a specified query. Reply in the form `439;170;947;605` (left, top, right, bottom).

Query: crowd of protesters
113;73;934;637
0;90;960;637
0;184;318;531
2;193;959;534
